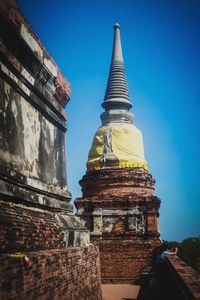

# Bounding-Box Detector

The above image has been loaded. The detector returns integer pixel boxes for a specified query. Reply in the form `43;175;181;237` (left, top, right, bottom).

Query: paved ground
102;284;140;300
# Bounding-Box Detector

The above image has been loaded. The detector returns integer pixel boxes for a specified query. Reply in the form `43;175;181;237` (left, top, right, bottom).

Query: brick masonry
0;200;65;252
76;168;161;283
0;245;102;300
98;240;158;283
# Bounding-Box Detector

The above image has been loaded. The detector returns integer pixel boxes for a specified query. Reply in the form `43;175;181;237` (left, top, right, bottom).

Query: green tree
163;240;180;249
179;237;200;269
165;237;200;274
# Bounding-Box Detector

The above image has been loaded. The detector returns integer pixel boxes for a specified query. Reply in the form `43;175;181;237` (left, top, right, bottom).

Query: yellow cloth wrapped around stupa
87;123;148;171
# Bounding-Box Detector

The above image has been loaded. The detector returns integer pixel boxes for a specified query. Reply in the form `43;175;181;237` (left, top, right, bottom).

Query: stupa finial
112;23;123;62
114;22;120;27
101;23;133;125
102;23;132;111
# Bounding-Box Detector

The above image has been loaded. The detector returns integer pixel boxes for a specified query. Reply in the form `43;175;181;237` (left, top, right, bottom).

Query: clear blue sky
18;0;200;242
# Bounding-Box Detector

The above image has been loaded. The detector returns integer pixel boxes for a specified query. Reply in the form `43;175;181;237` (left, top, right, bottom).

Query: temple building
1;2;200;299
75;23;161;283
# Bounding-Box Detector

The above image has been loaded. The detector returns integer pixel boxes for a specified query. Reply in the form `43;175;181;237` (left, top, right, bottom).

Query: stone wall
0;245;102;300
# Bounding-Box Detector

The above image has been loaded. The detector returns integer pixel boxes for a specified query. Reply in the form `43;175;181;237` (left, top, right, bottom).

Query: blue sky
18;0;200;241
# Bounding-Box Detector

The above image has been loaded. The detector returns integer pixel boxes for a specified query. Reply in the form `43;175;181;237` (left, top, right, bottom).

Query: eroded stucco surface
0;78;66;187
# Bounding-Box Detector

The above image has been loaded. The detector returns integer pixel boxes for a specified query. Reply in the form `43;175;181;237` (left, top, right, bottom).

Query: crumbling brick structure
76;168;161;283
0;1;101;299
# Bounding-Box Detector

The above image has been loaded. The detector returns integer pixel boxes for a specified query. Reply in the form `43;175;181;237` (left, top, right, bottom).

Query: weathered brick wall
0;245;102;300
0;201;65;252
79;168;155;198
0;200;90;251
99;239;157;283
76;168;161;283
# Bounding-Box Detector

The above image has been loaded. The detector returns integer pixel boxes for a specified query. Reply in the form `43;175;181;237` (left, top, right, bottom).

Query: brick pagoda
75;23;161;283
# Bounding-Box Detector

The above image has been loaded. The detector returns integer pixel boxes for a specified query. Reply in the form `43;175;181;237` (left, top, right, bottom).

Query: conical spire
87;23;148;172
102;23;132;110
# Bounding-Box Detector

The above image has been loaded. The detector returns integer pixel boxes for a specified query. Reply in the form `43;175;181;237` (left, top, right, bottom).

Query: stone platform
102;284;140;300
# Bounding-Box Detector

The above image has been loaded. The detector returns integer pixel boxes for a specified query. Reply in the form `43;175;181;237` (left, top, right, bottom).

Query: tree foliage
165;236;200;274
